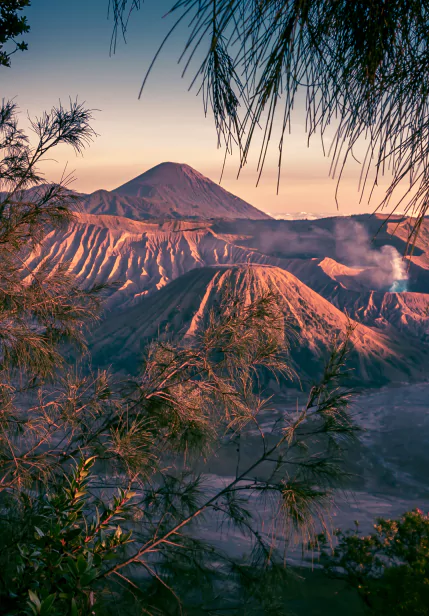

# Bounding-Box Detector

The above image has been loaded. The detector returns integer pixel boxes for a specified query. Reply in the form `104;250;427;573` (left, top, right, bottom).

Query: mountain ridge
90;264;429;385
25;213;429;342
23;209;429;385
84;162;271;221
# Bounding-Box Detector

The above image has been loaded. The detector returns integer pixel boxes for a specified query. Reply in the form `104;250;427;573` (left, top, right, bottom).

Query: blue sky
2;0;397;215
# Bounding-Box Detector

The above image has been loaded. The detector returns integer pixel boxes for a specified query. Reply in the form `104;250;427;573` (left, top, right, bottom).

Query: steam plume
335;220;408;292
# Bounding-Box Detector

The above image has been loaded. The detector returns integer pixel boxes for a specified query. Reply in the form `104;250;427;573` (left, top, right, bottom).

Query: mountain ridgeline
82;162;272;221
90;264;429;385
25;163;429;386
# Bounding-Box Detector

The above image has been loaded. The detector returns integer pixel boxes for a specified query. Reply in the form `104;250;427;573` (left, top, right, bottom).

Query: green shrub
321;509;429;615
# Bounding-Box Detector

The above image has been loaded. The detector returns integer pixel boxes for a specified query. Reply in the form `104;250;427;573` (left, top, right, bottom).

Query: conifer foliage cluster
0;100;359;614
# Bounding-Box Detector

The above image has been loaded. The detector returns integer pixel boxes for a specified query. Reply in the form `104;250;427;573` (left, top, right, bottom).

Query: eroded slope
90;265;429;385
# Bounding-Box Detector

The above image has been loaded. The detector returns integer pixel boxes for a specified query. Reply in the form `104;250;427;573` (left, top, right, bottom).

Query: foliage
91;325;357;613
0;0;30;67
0;99;102;490
111;0;429;250
1;458;135;615
320;509;429;615
0;99;358;614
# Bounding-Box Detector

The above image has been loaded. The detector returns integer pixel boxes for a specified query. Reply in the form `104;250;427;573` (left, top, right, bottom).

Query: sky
2;0;403;216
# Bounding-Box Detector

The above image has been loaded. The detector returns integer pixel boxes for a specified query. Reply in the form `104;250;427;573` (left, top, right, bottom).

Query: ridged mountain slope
278;258;429;340
90;265;429;385
25;214;429;343
25;214;283;309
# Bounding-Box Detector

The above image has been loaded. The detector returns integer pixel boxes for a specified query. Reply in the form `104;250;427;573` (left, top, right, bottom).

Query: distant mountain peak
83;162;272;221
113;162;207;193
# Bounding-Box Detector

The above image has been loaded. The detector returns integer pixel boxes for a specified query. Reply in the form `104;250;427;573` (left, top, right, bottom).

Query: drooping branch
111;0;429;252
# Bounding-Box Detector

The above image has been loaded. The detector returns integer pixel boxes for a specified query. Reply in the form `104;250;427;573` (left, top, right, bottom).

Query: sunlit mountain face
270;211;340;220
25;171;429;385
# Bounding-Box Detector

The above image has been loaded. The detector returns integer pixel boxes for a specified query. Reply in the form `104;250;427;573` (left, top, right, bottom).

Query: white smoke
335;220;408;292
388;246;408;292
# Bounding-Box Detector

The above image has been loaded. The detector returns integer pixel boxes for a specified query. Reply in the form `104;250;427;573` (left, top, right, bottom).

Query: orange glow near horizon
38;121;402;218
4;0;412;219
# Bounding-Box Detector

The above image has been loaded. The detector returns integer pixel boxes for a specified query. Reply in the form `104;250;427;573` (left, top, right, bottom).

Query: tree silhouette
0;0;30;67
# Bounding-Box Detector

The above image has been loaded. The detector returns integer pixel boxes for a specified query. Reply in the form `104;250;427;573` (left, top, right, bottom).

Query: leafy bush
321;509;429;615
3;458;135;615
0;0;30;67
